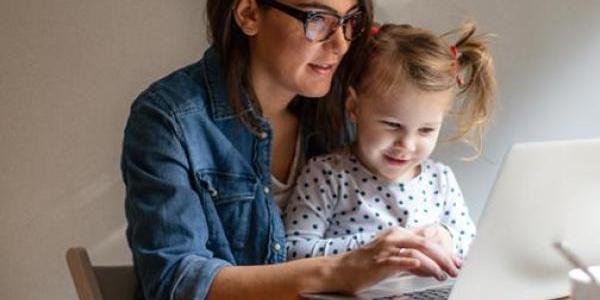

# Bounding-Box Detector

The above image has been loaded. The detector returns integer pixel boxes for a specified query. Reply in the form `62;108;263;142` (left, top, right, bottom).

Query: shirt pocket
195;170;258;249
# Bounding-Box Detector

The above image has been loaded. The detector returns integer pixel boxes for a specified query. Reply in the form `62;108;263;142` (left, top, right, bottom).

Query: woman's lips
308;63;335;75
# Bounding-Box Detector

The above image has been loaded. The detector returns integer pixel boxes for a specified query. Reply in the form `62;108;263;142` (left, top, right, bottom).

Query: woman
121;0;459;299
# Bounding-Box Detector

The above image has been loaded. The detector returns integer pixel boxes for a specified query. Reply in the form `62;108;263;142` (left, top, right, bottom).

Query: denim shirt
121;47;327;300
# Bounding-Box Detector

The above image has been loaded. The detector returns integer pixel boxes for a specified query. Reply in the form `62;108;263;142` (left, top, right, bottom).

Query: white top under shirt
284;150;476;260
271;132;304;212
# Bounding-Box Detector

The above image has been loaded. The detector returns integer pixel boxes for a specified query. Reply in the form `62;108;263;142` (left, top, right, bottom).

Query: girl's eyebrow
295;2;360;15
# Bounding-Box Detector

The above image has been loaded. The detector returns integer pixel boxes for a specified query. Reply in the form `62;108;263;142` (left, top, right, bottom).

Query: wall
1;0;599;299
0;0;207;298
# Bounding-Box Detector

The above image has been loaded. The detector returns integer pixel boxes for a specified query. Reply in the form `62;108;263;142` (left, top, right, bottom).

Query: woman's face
250;0;360;99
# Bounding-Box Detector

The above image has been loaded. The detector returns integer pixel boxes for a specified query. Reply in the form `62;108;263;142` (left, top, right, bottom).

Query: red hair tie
450;46;459;60
371;25;380;35
450;46;464;86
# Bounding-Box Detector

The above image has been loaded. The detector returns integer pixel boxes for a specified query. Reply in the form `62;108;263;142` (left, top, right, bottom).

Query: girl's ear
233;0;260;36
346;87;359;123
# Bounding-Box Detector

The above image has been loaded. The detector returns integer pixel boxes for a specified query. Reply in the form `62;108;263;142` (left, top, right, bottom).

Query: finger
382;232;459;277
453;255;463;269
397;248;447;281
376;256;421;270
413;241;459;277
373;246;407;262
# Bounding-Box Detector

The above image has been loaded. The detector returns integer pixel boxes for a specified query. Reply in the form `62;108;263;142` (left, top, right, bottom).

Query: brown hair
353;22;497;157
206;0;374;153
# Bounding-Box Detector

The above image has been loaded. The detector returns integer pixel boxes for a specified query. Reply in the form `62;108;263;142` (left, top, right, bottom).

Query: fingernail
438;273;447;281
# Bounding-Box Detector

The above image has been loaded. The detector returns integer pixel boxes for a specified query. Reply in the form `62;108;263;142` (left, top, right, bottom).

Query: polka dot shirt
283;151;476;260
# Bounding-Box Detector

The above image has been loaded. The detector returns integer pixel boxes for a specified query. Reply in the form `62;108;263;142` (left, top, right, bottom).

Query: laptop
304;139;600;300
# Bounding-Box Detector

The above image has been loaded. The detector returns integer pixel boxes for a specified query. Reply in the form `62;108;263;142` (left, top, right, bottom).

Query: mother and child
121;0;496;299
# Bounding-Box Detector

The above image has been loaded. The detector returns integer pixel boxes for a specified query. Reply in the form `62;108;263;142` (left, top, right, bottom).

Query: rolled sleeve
170;255;231;300
122;91;230;300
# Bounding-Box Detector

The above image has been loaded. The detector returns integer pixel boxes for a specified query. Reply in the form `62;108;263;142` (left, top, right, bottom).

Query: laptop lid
449;138;600;300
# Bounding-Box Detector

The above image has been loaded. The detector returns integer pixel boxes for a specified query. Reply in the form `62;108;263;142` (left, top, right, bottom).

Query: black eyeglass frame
257;0;366;42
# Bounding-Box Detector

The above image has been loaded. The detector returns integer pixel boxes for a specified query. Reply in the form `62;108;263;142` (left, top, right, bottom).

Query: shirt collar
202;46;253;121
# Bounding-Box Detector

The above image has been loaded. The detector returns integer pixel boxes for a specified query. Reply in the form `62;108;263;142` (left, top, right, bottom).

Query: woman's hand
331;227;459;294
411;223;462;269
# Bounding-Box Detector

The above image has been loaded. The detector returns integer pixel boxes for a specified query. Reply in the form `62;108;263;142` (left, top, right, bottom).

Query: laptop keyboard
375;285;453;300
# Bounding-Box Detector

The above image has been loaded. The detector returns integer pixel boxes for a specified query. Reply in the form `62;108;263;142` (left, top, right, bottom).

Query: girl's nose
395;134;416;152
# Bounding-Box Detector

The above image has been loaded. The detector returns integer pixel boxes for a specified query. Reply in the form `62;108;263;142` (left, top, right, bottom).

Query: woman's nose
323;26;350;56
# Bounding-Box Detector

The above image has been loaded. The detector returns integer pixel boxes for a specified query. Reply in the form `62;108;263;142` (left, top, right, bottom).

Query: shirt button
208;188;218;197
258;131;268;140
264;186;270;194
273;243;281;251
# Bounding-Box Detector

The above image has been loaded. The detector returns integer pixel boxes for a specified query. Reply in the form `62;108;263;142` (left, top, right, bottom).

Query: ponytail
444;22;497;158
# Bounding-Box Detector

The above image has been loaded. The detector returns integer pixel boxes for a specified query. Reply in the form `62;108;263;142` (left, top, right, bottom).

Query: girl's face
347;82;454;182
250;0;360;99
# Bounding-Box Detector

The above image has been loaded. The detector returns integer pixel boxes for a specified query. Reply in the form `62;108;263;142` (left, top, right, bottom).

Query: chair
66;247;137;300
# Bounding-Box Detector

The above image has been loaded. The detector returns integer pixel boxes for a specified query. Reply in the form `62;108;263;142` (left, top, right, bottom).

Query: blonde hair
353;22;497;157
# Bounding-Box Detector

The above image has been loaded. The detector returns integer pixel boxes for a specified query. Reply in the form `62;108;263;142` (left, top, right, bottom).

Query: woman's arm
207;228;460;300
122;92;231;300
207;255;340;300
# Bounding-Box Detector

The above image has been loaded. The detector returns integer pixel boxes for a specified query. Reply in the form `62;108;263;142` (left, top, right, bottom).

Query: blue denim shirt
121;47;327;300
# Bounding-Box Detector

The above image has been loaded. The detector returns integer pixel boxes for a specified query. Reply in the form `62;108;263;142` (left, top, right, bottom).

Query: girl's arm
438;166;477;258
284;157;372;258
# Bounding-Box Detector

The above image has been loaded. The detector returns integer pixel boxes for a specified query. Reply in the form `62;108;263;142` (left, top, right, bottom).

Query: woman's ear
233;0;260;36
346;87;359;123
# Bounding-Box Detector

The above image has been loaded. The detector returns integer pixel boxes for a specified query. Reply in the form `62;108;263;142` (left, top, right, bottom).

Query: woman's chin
299;87;331;98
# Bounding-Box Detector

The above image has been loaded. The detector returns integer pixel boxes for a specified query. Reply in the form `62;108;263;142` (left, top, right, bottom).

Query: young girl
284;22;496;262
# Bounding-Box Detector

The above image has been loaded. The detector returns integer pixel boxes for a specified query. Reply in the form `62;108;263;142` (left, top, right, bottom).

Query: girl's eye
419;127;435;134
381;121;401;129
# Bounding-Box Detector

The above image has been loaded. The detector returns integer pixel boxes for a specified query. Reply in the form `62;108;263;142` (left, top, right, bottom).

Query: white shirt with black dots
284;151;476;261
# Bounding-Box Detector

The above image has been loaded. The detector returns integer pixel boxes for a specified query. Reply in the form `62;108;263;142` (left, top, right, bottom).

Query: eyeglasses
257;0;366;42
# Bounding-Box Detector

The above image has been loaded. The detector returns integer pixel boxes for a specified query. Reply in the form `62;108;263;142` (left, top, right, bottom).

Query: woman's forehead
286;0;360;14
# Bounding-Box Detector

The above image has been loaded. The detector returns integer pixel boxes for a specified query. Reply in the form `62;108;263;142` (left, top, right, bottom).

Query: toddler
284;23;496;262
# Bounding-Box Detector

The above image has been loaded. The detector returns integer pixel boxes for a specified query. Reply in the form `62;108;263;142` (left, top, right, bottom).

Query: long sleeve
122;92;231;300
284;158;371;259
438;166;477;258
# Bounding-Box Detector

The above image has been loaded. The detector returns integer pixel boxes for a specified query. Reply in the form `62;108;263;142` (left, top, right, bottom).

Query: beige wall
2;0;599;299
1;0;208;298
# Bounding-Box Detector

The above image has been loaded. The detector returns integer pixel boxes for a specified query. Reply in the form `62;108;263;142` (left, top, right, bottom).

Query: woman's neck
249;65;295;121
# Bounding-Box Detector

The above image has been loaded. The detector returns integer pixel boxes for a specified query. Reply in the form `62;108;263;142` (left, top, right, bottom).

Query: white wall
1;0;599;299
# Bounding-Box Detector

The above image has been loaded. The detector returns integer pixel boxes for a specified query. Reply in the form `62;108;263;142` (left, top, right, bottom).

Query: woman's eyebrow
295;2;360;15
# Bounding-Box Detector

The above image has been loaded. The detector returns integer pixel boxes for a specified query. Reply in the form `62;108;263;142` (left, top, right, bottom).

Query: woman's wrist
298;254;347;294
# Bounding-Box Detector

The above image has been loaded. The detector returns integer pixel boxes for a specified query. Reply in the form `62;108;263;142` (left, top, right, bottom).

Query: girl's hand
331;227;459;294
411;223;462;269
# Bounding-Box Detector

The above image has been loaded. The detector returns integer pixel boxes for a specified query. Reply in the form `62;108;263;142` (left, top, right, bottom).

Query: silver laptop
304;139;600;300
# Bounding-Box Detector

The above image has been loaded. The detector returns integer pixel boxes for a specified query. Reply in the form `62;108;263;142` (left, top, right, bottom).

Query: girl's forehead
366;84;453;115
